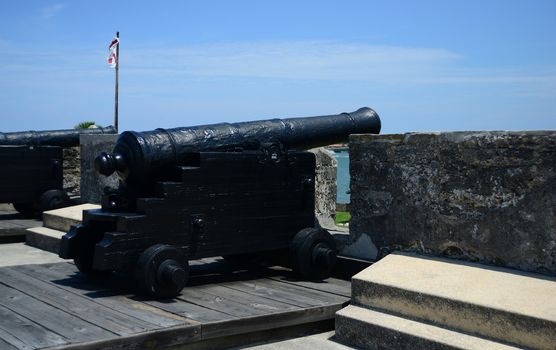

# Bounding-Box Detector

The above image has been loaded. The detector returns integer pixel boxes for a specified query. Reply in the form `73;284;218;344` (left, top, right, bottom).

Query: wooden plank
177;287;270;318
181;284;300;315
142;298;236;323
221;278;349;308
12;263;188;328
0;304;67;349
0;283;117;343
0;336;18;350
201;304;343;340
44;323;201;350
0;267;155;336
262;267;352;298
269;277;351;298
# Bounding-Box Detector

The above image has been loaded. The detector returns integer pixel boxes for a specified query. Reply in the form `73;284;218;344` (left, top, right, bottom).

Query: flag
107;36;119;68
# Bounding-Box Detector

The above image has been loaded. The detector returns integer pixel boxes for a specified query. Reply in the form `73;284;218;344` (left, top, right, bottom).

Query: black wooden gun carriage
59;108;381;298
0;127;116;216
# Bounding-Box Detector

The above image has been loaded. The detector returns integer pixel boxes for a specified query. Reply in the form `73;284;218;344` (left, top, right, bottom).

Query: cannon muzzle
96;107;380;185
0;126;117;148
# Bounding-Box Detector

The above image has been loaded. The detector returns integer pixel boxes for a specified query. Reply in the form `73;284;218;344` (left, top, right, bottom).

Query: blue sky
0;1;554;133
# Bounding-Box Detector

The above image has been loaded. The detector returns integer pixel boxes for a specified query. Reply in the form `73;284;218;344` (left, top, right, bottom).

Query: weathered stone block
310;147;338;229
350;253;556;350
80;134;118;204
349;131;556;274
63;146;80;197
43;203;100;232
335;305;519;350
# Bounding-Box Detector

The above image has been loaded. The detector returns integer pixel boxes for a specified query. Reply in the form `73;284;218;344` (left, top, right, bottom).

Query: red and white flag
107;36;119;68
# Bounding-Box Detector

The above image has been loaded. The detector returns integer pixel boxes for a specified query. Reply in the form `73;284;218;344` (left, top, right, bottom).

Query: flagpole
114;31;119;132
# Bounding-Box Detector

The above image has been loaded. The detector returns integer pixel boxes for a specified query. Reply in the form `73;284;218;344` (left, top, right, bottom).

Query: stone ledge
335;305;518;350
26;226;65;253
351;130;556;144
43;203;100;232
351;253;556;350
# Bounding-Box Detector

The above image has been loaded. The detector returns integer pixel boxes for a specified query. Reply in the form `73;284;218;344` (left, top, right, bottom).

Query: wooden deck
0;258;351;349
0;209;41;242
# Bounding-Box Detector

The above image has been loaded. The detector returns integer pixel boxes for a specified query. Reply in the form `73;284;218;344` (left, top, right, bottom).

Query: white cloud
41;3;66;19
114;41;555;89
0;40;554;92
124;41;462;82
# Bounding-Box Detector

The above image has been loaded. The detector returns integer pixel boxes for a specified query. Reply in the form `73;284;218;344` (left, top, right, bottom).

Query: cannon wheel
291;227;337;280
39;189;70;212
13;202;37;218
74;243;111;277
74;252;95;274
136;244;189;299
71;226;110;277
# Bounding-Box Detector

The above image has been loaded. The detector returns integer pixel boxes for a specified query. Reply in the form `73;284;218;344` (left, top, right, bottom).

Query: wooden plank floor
0;209;41;241
0;258;351;349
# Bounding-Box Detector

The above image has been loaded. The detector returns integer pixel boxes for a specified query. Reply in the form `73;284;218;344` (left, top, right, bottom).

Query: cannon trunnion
59;107;381;298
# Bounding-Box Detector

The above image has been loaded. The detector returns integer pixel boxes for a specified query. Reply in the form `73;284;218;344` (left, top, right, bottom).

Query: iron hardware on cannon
59;108;381;298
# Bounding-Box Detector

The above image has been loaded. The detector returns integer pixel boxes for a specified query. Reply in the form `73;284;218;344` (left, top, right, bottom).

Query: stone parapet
349;131;556;274
80;134;119;204
310;147;338;229
62;146;80;197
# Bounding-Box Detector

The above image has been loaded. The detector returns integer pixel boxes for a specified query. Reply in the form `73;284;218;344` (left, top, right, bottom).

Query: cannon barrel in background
95;107;380;185
0;126;117;148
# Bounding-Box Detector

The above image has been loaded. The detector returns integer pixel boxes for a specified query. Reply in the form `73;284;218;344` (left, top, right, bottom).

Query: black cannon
0;126;116;216
59;108;380;298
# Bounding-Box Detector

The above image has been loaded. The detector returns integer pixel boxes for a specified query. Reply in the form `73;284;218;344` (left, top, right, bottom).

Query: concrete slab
237;331;355;350
336;305;519;350
0;242;65;267
351;253;556;350
0;209;42;240
26;226;65;253
42;203;100;232
0;204;14;211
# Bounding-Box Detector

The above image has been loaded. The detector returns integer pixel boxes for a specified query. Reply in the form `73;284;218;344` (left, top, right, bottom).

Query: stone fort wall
347;131;556;275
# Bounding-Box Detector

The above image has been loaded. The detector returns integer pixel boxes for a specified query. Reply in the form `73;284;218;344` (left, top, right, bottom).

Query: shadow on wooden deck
0;257;359;350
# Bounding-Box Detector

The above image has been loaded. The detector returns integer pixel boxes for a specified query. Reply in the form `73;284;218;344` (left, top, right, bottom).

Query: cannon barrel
95;107;380;184
0;126;117;148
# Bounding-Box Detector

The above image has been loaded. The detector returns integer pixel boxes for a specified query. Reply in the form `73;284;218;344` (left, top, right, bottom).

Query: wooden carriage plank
44;323;201;350
201;304;342;340
0;283;117;343
12;263;188;328
0;304;67;349
221;278;349;308
0;267;154;336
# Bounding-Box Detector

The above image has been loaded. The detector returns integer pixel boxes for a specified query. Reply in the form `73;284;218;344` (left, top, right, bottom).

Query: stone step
350;253;556;350
42;203;100;232
335;305;520;350
26;226;65;254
